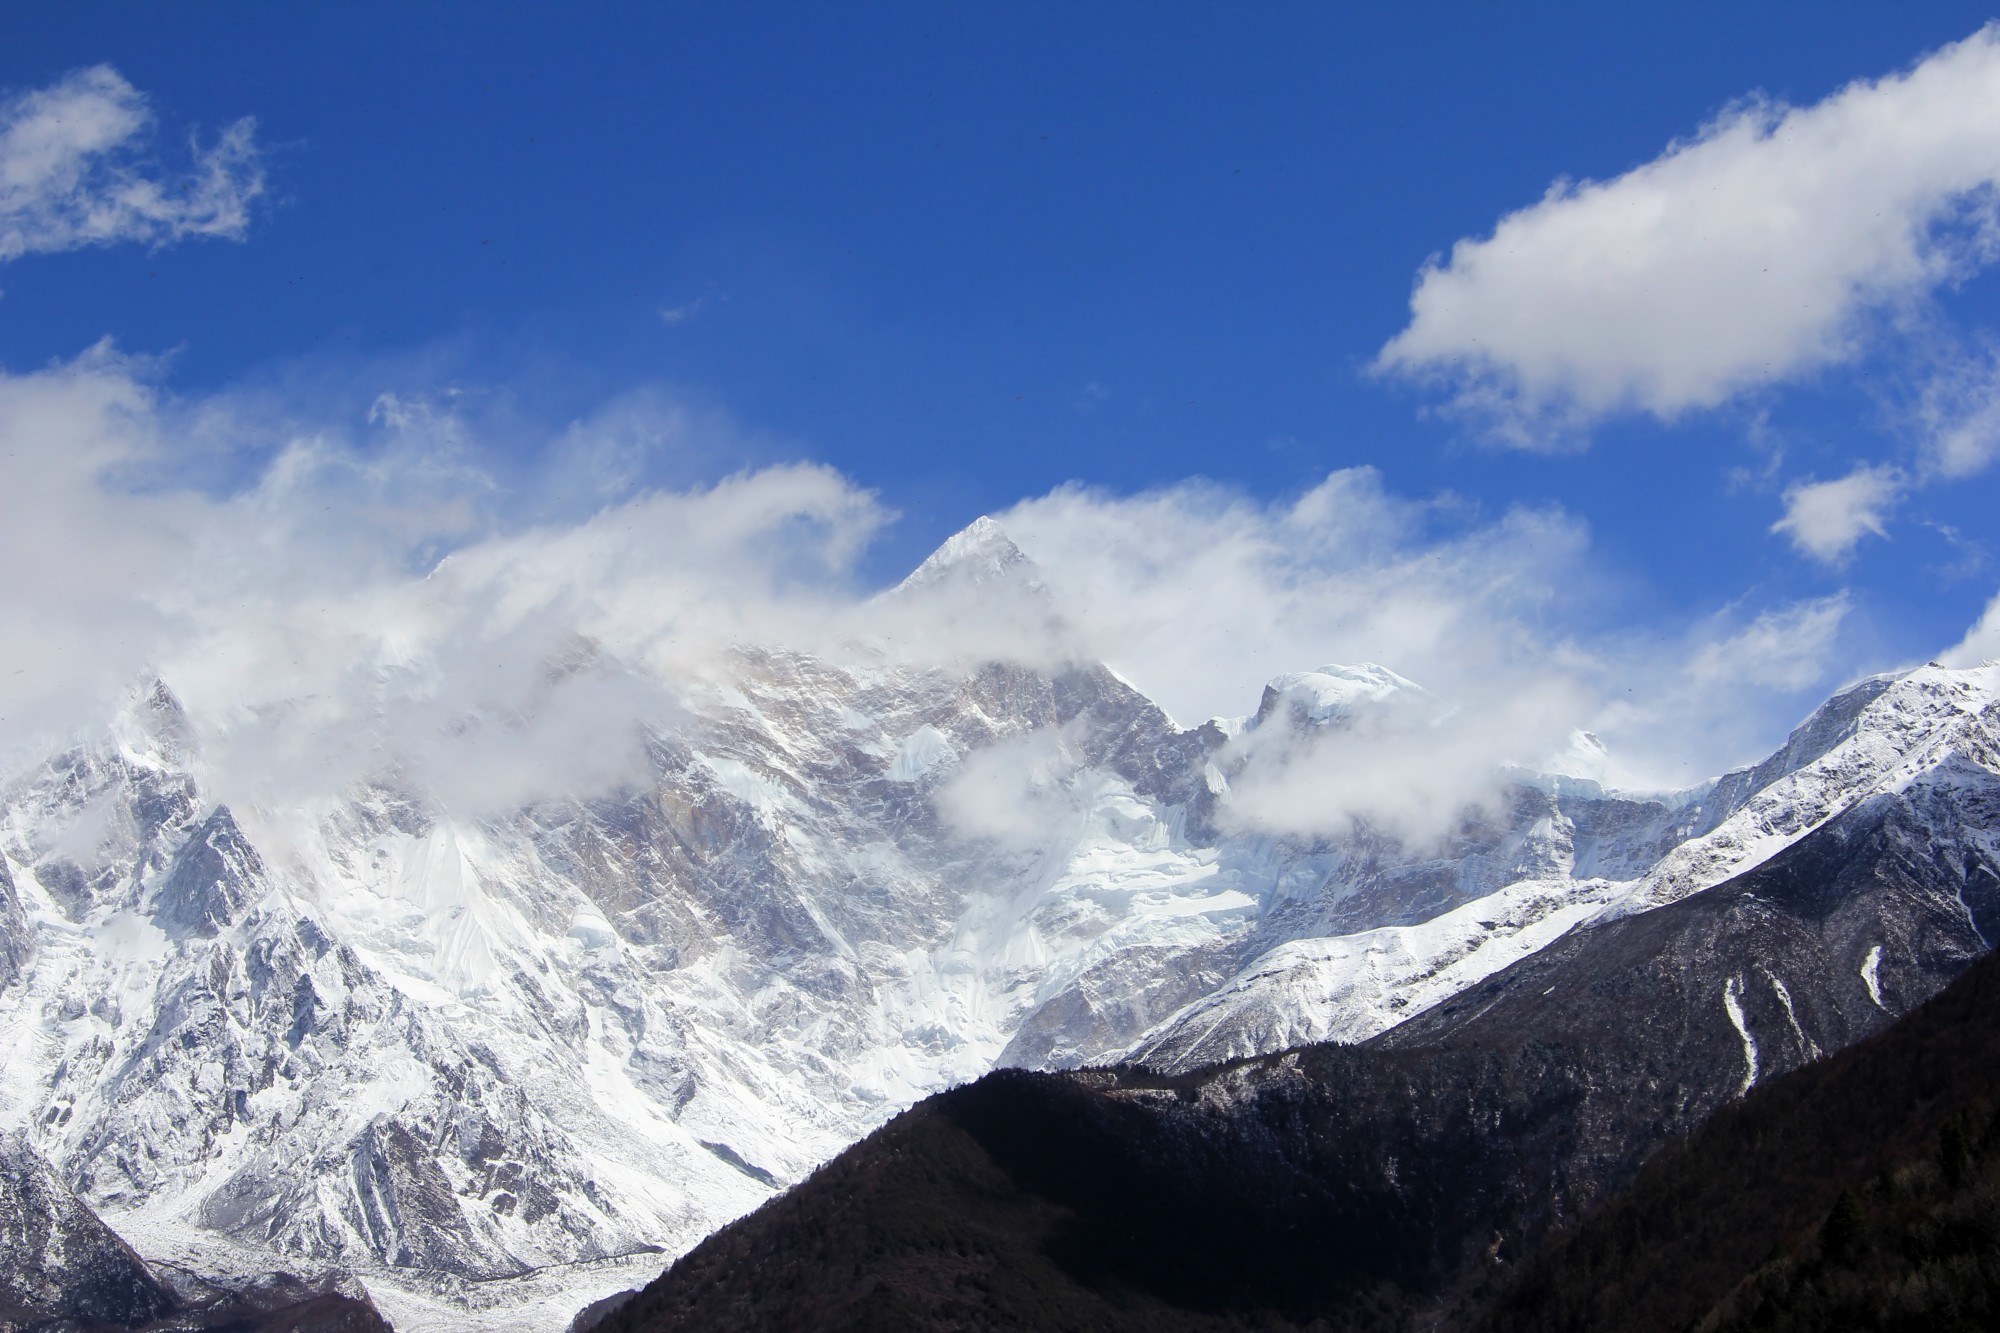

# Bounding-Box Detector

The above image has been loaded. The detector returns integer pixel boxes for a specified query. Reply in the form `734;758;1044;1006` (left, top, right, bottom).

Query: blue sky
4;4;2000;792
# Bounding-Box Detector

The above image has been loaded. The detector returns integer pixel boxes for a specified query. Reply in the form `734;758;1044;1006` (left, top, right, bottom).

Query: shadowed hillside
1478;938;2000;1332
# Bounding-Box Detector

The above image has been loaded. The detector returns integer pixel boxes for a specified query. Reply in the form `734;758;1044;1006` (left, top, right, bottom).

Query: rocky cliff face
0;1130;391;1333
0;1130;177;1328
0;522;1993;1326
0;860;31;991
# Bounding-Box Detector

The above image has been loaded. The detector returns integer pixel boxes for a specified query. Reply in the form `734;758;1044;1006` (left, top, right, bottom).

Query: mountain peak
1539;727;1610;783
897;516;1040;593
111;675;196;764
1252;662;1427;729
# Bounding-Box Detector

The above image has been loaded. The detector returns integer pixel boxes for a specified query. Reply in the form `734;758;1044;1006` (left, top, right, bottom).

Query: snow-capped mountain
1129;662;2000;1069
0;519;1995;1328
591;746;2000;1332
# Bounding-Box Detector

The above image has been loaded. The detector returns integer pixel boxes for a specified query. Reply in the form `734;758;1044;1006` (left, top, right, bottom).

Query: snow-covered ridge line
1127;661;2000;1071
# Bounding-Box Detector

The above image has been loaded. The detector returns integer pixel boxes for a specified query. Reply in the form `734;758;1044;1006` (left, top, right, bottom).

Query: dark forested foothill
1477;942;2000;1333
591;1061;1433;1333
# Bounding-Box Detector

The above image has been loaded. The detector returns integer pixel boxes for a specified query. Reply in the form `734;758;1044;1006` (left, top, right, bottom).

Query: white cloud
1686;594;1852;690
0;65;264;262
1914;339;2000;478
1588;594;1855;791
0;350;1882;834
0;348;892;819
1376;25;2000;442
1770;465;1904;563
999;469;1589;728
1218;674;1590;844
161;455;891;816
0;345;192;747
1942;591;2000;667
992;471;1870;814
934;728;1086;847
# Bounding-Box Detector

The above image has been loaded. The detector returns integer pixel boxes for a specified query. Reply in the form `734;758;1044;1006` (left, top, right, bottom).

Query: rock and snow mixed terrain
0;520;1996;1328
593;751;2000;1331
1129;661;2000;1070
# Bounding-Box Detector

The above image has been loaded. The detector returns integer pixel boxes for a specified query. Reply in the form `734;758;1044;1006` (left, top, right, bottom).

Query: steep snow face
0;522;1994;1325
1604;664;2000;918
1126;662;2000;1071
1125;873;1612;1068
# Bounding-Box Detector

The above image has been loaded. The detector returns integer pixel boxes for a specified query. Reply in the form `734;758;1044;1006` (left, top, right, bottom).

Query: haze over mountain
2;515;1997;1327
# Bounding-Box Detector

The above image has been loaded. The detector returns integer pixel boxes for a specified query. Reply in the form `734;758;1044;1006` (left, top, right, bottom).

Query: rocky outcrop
0;860;32;989
0;1131;175;1328
153;804;266;937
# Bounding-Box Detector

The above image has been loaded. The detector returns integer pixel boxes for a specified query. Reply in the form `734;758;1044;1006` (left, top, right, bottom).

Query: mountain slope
1128;663;2000;1071
0;1130;393;1333
592;761;2000;1331
1478;928;2000;1333
0;1130;176;1329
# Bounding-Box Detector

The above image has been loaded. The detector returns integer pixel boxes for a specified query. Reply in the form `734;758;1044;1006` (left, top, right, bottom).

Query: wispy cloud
0;65;265;262
1914;337;2000;479
1375;25;2000;445
1944;592;2000;667
658;296;707;325
0;347;888;812
1685;594;1851;690
1218;672;1589;844
994;471;1864;798
997;469;1587;729
1770;465;1904;564
1071;381;1110;413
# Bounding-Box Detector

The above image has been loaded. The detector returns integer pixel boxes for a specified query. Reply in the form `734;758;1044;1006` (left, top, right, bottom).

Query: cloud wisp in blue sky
0;64;263;263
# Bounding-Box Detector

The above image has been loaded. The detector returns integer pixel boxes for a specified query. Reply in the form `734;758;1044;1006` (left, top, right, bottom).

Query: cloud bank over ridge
0;344;1886;832
0;58;1959;841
